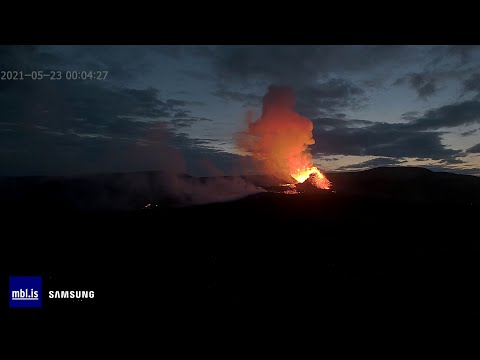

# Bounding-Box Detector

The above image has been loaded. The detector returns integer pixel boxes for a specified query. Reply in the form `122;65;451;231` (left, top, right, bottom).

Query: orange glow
237;86;333;191
291;165;332;189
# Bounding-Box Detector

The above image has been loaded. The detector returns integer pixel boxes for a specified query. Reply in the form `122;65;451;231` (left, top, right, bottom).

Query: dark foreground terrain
2;167;480;339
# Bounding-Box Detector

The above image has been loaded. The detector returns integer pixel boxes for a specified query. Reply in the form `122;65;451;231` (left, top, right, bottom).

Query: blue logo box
9;276;42;308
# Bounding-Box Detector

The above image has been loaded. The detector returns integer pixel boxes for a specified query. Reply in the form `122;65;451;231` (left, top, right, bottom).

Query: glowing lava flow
291;166;332;189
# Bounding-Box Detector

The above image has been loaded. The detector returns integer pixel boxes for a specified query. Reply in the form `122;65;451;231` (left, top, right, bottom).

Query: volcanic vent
238;86;331;192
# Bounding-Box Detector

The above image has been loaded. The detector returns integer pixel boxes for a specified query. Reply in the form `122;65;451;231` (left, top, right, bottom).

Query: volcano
238;86;332;190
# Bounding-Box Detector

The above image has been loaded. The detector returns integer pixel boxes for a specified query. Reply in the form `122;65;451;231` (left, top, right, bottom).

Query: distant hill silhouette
1;166;478;211
327;167;480;205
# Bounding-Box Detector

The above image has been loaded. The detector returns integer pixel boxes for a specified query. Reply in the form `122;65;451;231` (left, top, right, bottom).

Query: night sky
1;45;480;177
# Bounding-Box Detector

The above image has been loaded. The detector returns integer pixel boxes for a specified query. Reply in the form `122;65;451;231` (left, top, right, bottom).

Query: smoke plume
238;85;330;187
161;174;265;206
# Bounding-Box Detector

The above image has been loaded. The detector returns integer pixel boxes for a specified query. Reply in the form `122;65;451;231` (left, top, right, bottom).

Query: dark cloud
209;45;415;86
311;115;477;173
312;117;460;160
409;100;480;130
171;117;213;129
0;121;245;177
394;59;480;101
461;129;479;137
211;89;262;107
411;78;437;100
0;79;202;137
182;69;216;81
338;157;406;170
31;46;236;84
297;79;366;117
447;45;480;64
394;72;438;100
401;111;420;121
462;73;480;95
438;157;466;165
0;113;238;177
174;110;191;118
213;78;366;115
0;46;232;176
47;45;183;81
149;45;187;59
467;143;480;153
206;46;419;115
426;46;480;70
165;98;197;107
0;45;64;70
314;117;374;129
201;46;480;105
3;45;206;82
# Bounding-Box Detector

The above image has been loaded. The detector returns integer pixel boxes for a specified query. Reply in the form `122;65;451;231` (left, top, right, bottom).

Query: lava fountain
291;166;331;189
238;85;332;190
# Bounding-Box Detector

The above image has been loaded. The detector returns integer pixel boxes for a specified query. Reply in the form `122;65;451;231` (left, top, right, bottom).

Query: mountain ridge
1;166;479;212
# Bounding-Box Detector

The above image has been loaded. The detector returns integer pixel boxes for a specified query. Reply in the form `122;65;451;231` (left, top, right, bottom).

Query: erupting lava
291;166;332;189
238;85;332;190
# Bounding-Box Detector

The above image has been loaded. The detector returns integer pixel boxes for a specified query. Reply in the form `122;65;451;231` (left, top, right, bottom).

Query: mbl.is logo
9;276;42;308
